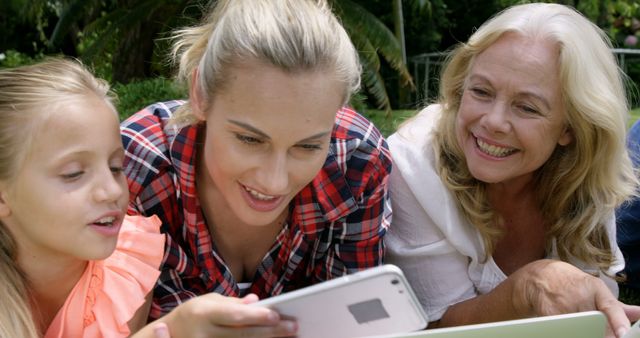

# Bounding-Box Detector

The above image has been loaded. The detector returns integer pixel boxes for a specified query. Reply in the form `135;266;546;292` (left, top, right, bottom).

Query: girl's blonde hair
0;58;114;336
170;0;361;125
434;3;637;272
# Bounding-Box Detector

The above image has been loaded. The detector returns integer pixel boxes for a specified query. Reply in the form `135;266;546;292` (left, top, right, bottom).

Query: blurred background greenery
2;0;640;121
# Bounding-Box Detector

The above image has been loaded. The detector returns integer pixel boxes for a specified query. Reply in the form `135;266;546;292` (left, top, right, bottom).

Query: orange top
44;215;165;338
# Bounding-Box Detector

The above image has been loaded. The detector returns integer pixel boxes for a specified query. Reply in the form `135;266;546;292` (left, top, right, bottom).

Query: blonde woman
121;0;391;336
386;3;640;338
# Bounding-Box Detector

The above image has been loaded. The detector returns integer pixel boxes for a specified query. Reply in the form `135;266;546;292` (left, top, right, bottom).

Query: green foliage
30;0;414;111
0;49;43;68
14;0;640;112
608;0;640;48
0;1;50;56
112;77;186;120
619;283;640;305
630;107;640;128
76;29;115;82
348;91;370;116
332;0;415;113
403;0;449;54
40;0;206;83
361;109;418;137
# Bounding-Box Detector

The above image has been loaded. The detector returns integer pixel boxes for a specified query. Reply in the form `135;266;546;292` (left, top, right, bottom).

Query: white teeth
95;216;115;225
244;186;276;201
476;138;516;157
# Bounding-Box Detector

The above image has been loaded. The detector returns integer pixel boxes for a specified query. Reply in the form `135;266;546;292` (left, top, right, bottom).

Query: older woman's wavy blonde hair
434;3;637;272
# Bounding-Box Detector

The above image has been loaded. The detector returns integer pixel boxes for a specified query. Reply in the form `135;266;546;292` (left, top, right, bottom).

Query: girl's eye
110;166;124;174
235;134;262;145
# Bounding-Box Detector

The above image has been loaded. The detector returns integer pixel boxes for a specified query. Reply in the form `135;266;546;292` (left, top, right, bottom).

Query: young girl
0;58;165;337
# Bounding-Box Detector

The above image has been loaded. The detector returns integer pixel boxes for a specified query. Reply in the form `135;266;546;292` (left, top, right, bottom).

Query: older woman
386;3;640;338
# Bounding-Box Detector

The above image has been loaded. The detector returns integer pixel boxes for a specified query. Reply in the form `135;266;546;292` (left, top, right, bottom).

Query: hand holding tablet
253;265;428;338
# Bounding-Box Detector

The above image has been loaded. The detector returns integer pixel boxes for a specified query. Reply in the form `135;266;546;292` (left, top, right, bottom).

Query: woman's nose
483;102;511;134
255;152;289;194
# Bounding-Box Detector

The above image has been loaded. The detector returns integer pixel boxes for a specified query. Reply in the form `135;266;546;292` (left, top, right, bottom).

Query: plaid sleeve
316;108;393;279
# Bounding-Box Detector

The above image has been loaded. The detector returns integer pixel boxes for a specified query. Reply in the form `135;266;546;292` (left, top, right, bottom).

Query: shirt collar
169;123;200;201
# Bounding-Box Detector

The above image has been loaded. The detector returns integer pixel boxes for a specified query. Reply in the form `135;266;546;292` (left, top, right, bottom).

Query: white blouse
385;105;624;321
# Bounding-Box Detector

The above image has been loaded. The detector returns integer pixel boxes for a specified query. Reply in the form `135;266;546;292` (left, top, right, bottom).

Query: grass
362;109;418;137
631;108;640;128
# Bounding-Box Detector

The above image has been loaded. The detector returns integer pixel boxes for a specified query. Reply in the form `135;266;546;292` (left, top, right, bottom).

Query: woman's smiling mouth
475;137;518;158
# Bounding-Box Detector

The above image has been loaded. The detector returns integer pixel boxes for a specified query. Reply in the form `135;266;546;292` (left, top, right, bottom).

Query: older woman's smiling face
456;33;573;187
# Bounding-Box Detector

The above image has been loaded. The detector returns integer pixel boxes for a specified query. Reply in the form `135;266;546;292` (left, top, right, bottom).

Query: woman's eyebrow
228;119;269;139
228;119;332;142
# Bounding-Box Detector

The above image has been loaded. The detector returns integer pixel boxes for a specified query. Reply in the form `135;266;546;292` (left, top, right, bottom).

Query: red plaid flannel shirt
121;101;392;319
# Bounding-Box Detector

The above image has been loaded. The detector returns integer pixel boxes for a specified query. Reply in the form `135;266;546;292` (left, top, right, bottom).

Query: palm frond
80;0;167;61
362;63;391;114
334;0;414;88
349;29;391;112
17;0;50;23
48;0;93;49
409;0;433;14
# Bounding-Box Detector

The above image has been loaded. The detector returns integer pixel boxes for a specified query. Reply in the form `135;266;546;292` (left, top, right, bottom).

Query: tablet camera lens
391;279;399;285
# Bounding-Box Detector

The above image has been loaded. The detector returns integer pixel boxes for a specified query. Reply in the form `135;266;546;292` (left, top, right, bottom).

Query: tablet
623;319;640;338
374;311;606;338
253;264;428;338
